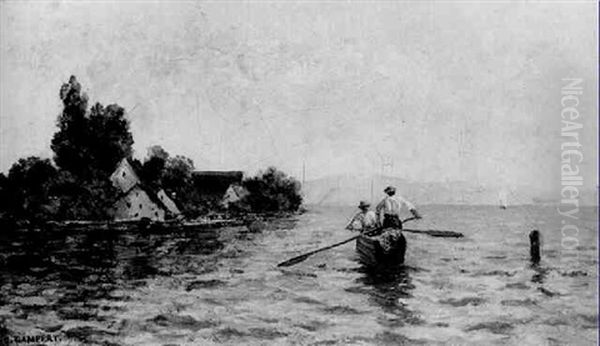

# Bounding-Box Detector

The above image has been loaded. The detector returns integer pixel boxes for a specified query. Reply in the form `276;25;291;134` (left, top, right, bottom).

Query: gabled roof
110;157;180;216
110;158;140;194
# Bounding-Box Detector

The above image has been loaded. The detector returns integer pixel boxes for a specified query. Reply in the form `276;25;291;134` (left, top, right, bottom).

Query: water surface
0;205;597;345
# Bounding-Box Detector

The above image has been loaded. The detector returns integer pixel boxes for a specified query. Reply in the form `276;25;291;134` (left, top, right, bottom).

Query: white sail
499;190;508;209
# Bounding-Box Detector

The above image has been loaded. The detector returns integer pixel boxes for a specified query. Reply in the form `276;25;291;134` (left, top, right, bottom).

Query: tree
140;146;220;217
163;155;194;190
46;76;134;220
162;155;196;215
49;170;118;220
2;157;58;221
87;103;134;176
140;145;169;189
51;76;90;177
51;76;134;180
240;167;302;213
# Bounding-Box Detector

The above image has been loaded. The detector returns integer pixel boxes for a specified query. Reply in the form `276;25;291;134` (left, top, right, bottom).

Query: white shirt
346;210;377;232
376;195;415;217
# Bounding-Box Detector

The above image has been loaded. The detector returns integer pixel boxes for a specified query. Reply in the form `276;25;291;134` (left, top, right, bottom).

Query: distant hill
301;174;598;206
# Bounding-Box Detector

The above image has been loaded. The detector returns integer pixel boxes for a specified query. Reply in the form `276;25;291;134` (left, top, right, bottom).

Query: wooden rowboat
356;230;406;269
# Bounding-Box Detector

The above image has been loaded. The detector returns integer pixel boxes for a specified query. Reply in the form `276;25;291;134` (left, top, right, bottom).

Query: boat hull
355;231;406;269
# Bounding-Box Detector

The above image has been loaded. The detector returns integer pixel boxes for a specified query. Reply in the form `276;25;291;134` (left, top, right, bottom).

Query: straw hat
358;200;371;209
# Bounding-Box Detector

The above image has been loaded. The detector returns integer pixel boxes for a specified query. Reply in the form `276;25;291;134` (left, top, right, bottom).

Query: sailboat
499;190;508;209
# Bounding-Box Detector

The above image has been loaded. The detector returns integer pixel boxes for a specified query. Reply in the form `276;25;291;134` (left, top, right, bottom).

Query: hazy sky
1;1;597;193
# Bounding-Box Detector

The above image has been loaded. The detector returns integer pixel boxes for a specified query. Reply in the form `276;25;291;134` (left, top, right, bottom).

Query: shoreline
0;210;304;233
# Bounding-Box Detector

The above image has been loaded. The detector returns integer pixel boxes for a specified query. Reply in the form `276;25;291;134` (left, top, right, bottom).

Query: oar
277;217;417;267
402;229;463;238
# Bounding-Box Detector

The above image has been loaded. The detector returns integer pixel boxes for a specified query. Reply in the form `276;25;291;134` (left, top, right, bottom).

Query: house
192;171;244;208
222;183;248;207
110;158;181;221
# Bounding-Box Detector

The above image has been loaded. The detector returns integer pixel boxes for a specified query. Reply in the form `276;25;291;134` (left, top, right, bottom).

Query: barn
110;158;181;221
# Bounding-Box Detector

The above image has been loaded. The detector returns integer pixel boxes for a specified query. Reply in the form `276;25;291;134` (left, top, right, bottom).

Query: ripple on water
505;282;529;290
577;314;598;329
185;279;226;291
56;306;104;321
280;270;318;278
464;321;514;334
439;297;486;307
374;331;428;345
293;295;324;306
212;326;288;342
146;313;219;331
248;327;289;340
500;298;537;307
63;326;117;345
377;313;425;328
560;270;589;277
475;270;516;277
294;319;331;332
322;305;364;315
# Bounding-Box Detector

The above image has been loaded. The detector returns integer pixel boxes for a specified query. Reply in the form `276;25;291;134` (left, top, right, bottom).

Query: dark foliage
191;171;244;214
162;155;198;216
51;76;133;179
1;76;303;222
1;76;133;222
239;167;302;213
0;173;8;214
139;147;205;217
140;145;169;189
51;76;90;177
87;103;134;176
48;76;133;219
1;157;58;221
49;171;118;220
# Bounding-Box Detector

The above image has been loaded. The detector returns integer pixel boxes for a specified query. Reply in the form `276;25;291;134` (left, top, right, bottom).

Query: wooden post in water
529;230;541;264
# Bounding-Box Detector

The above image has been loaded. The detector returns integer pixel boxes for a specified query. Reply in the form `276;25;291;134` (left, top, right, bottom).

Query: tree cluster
237;167;302;213
1;76;129;222
0;76;303;225
135;146;203;217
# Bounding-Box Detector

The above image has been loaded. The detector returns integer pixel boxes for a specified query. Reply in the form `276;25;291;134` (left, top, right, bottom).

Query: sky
1;1;597;195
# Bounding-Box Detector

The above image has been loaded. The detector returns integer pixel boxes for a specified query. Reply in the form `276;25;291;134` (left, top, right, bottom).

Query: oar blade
277;253;311;267
402;229;464;238
425;230;463;238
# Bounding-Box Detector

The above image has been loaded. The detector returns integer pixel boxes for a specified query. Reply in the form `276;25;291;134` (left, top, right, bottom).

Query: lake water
0;205;597;345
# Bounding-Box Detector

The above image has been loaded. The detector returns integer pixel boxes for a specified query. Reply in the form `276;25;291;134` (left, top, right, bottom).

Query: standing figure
346;200;378;233
376;186;422;229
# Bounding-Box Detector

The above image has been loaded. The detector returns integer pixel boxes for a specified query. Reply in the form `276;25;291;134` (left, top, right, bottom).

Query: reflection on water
530;263;549;284
359;266;424;329
0;226;226;339
0;205;597;345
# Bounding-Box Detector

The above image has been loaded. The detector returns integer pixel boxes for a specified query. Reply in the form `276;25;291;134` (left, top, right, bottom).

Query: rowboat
355;229;406;269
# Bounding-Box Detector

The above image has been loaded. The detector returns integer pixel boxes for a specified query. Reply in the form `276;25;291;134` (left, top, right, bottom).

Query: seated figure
346;200;378;233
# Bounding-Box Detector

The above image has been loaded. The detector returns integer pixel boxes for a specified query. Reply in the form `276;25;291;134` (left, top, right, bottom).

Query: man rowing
376;186;422;229
373;186;422;255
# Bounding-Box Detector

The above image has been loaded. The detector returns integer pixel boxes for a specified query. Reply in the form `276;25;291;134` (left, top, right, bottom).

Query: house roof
111;157;180;216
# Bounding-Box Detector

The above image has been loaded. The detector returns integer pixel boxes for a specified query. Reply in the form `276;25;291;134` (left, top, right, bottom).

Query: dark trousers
383;214;403;229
